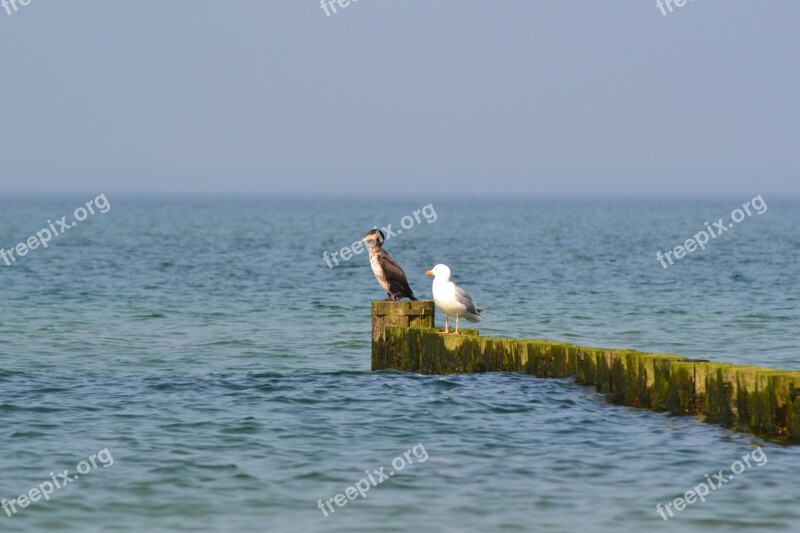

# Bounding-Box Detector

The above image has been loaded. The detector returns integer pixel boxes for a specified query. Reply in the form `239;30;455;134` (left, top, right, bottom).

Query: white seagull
425;264;484;334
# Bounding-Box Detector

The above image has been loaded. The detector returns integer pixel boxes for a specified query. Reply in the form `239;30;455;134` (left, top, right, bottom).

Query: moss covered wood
370;301;800;444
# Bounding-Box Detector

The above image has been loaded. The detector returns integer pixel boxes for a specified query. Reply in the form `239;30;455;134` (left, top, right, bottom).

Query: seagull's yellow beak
425;270;434;276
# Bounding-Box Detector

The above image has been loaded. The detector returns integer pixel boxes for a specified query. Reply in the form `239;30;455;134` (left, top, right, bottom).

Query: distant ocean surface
0;195;798;532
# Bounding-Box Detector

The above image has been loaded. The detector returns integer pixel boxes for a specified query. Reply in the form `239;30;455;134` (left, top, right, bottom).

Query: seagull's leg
455;315;460;335
443;315;449;334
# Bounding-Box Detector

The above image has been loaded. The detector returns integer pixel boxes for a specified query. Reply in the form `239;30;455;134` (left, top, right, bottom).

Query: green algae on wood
370;300;800;444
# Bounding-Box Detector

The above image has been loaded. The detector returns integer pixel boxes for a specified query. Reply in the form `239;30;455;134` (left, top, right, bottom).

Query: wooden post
371;300;434;370
367;308;800;443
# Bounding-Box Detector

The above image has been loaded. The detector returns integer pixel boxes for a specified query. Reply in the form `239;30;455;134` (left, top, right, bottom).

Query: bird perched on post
362;229;417;301
425;264;484;334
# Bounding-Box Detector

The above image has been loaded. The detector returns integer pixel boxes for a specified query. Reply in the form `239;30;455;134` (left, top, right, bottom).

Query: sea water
0;195;798;532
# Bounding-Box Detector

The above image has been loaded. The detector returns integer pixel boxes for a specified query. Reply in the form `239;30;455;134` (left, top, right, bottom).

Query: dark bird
362;230;417;301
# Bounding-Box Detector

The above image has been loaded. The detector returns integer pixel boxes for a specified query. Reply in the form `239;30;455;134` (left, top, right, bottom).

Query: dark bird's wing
378;249;416;300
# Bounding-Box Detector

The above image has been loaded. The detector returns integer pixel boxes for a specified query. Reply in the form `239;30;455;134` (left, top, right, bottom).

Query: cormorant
362;230;417;301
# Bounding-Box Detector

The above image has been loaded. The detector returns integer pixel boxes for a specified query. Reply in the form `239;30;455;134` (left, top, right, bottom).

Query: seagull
425;264;484;334
362;229;417;301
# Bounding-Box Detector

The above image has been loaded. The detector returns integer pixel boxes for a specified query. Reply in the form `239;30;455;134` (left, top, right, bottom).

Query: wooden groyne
372;301;800;444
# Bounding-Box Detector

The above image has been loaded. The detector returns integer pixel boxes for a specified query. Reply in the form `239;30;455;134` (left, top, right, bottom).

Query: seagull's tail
464;310;483;323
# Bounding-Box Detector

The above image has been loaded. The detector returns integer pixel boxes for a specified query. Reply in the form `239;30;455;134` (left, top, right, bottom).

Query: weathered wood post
371;300;434;370
366;303;800;442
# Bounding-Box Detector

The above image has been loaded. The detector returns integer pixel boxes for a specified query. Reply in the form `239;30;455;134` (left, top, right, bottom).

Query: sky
0;1;797;195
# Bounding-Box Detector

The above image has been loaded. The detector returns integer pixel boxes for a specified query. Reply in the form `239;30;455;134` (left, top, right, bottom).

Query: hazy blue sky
1;1;797;195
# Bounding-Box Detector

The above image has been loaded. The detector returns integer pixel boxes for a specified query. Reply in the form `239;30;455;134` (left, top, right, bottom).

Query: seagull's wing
453;284;481;315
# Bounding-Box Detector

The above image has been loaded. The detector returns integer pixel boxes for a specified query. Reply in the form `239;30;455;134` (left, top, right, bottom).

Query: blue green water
1;195;798;532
